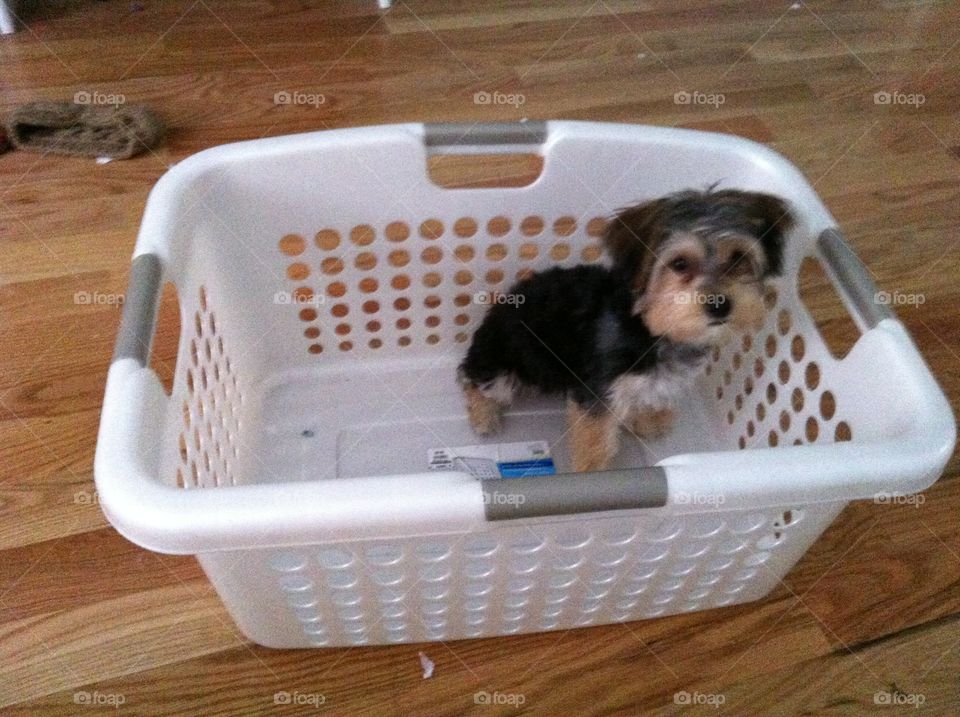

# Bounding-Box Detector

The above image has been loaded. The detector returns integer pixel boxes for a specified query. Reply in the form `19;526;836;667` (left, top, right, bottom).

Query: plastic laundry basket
95;121;955;648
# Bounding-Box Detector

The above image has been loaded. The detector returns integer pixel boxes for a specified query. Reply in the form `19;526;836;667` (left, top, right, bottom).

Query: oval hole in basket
798;256;861;359
820;391;837;420
791;387;805;412
487;216;511;236
152;281;181;396
521;216;544;236
553;216;577;236
279;234;305;256
835;421;853;442
350;224;376;246
315;229;340;251
581;244;602;262
427;153;544;189
419;219;443;240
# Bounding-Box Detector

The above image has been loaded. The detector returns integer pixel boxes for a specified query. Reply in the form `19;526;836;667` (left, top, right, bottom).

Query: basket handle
816;228;893;330
480;467;667;520
113;252;163;366
423;121;547;151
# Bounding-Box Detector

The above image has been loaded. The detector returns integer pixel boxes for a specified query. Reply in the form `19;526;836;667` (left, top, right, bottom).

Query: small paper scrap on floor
418;651;435;679
96;157;113;165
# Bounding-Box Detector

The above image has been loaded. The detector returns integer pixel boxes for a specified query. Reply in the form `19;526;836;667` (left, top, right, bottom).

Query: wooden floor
2;0;959;714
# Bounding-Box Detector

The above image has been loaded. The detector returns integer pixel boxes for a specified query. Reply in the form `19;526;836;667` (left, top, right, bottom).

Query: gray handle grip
817;228;893;329
481;467;667;520
113;253;163;366
424;121;547;149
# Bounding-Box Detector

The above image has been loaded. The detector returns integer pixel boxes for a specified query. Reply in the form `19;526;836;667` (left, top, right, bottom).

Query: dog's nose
706;296;732;321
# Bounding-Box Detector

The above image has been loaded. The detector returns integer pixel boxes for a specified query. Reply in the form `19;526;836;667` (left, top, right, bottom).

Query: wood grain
1;0;958;714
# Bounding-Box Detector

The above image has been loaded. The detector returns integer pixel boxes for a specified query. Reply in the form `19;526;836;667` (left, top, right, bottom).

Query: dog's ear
739;192;793;278
603;199;668;295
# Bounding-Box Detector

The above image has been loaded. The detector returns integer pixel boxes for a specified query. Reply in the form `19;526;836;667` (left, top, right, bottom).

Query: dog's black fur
460;265;661;409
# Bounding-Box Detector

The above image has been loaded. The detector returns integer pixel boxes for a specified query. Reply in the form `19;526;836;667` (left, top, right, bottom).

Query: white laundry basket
95;121;955;648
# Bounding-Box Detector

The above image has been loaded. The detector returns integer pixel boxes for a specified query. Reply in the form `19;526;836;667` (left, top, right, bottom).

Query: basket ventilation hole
279;234;305;256
351;224;376;246
554;216;577;236
176;285;240;488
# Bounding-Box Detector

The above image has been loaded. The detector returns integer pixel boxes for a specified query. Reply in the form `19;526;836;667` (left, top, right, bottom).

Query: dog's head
604;189;792;346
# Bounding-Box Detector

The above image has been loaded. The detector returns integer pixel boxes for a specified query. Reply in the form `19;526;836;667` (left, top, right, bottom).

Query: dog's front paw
626;407;675;439
572;452;613;473
464;385;503;435
568;401;618;473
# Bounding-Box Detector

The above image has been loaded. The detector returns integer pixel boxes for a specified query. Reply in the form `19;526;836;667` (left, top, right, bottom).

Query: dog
458;188;793;473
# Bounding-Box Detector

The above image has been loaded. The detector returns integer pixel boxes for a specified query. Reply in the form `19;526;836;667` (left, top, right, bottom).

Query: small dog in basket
458;188;793;472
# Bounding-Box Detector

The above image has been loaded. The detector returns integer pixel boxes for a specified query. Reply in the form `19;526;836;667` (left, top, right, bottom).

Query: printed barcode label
428;441;556;479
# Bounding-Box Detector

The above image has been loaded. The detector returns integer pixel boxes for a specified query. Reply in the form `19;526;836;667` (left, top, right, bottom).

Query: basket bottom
245;358;724;483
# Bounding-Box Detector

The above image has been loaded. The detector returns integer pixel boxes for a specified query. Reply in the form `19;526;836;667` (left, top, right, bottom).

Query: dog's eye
669;257;690;274
727;250;756;277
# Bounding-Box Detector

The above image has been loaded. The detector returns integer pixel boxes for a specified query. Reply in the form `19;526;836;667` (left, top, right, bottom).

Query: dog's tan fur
640;233;768;344
567;400;619;472
464;384;502;435
626;405;676;439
